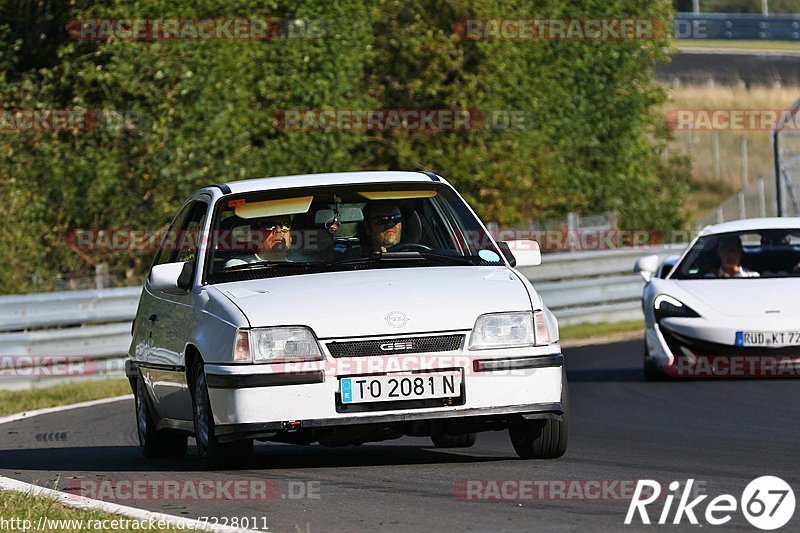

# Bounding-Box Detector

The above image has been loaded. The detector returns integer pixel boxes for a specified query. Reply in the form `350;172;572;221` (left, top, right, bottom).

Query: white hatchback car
127;171;567;468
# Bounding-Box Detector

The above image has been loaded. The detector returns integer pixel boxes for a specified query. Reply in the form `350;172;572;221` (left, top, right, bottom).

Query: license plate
736;331;800;347
340;371;462;404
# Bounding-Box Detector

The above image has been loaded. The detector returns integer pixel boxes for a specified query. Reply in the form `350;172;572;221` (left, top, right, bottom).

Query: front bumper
213;402;564;442
649;321;800;378
204;352;564;431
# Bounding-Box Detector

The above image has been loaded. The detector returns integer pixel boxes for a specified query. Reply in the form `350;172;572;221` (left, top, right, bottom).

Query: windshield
205;183;504;283
671;229;800;280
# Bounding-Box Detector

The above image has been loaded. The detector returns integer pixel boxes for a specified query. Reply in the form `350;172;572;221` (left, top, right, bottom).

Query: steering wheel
387;243;432;252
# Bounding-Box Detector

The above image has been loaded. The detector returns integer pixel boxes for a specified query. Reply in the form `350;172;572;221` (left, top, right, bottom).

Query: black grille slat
327;335;464;358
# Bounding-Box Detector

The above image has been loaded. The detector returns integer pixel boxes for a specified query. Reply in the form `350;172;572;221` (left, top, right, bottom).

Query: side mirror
634;254;660;283
149;261;193;292
499;240;542;267
658;256;680;279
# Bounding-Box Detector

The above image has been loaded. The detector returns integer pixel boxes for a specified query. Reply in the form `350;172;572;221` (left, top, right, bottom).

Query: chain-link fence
776;102;800;217
696;175;777;227
697;100;800;227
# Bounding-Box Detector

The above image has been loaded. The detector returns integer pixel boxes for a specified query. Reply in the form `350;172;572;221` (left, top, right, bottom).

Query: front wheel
135;377;187;459
192;362;253;470
508;371;569;459
431;433;477;448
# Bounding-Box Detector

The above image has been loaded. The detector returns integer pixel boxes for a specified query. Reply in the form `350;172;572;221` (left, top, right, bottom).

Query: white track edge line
0;395;262;532
0;394;134;426
0;475;258;532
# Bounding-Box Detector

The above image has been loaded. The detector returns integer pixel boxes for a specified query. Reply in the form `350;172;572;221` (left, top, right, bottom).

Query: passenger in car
224;215;293;267
711;235;760;278
363;200;403;254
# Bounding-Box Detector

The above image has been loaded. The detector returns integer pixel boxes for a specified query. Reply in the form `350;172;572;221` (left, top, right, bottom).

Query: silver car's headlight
233;327;323;363
469;311;551;349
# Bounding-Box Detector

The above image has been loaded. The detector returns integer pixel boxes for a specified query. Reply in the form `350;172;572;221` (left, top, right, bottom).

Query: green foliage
0;0;686;293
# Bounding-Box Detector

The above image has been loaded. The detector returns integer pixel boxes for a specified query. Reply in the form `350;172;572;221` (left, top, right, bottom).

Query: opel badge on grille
385;311;410;328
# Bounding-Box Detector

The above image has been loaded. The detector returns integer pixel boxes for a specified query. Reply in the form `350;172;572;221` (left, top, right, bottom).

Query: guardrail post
95;263;110;289
567;212;577;253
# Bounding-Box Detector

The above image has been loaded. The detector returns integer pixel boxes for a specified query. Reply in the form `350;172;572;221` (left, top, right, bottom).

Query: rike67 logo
625;477;795;530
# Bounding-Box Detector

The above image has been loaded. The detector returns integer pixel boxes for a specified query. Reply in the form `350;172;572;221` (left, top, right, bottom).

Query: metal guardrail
0;245;685;388
0;287;141;332
0;289;139;389
520;245;685;326
675;13;800;41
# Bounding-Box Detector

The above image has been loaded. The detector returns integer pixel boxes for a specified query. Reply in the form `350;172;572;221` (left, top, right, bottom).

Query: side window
152;201;208;267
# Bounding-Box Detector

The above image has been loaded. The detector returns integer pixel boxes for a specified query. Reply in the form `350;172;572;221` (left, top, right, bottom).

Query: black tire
135;377;187;459
192;361;253;470
508;370;569;459
431;432;477;448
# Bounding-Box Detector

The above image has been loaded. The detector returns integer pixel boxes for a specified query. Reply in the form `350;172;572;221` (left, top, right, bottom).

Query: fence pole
567;212;577;253
716;206;724;224
712;131;721;181
738;191;746;219
741;137;749;188
757;177;767;217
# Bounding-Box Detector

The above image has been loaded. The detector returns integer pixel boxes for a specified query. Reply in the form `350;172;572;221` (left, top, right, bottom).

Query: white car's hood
214;266;532;338
675;279;800;317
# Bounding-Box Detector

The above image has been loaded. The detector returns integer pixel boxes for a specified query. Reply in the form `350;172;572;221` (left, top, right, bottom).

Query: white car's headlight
233;327;323;363
469;311;552;349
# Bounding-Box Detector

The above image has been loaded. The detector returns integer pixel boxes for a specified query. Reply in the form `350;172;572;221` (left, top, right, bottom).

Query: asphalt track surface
1;339;798;532
657;51;800;85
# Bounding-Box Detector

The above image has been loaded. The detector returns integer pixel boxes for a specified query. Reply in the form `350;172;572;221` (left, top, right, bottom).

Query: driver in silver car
224;215;293;268
363;200;403;253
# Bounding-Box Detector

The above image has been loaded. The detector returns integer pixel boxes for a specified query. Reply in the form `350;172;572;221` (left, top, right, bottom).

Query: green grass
0;490;180;532
0;379;131;416
676;39;800;51
560;319;643;341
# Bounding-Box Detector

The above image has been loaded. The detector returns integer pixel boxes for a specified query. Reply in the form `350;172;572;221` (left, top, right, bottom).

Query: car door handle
148;314;158;322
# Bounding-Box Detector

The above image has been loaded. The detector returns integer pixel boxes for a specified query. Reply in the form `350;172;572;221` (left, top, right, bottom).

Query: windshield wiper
217;261;317;272
334;251;477;266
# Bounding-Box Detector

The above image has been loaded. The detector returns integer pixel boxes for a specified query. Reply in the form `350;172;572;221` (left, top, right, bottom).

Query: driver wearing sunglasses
259;216;293;257
363;201;403;254
223;215;293;268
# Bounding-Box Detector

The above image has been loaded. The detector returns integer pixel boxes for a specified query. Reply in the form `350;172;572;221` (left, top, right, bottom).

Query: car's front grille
326;334;464;358
660;326;800;356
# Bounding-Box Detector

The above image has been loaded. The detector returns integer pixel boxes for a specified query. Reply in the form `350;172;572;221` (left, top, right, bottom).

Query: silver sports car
635;218;800;380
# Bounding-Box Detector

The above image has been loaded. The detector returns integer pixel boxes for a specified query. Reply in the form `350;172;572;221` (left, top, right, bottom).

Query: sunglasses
370;214;403;227
262;221;291;234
